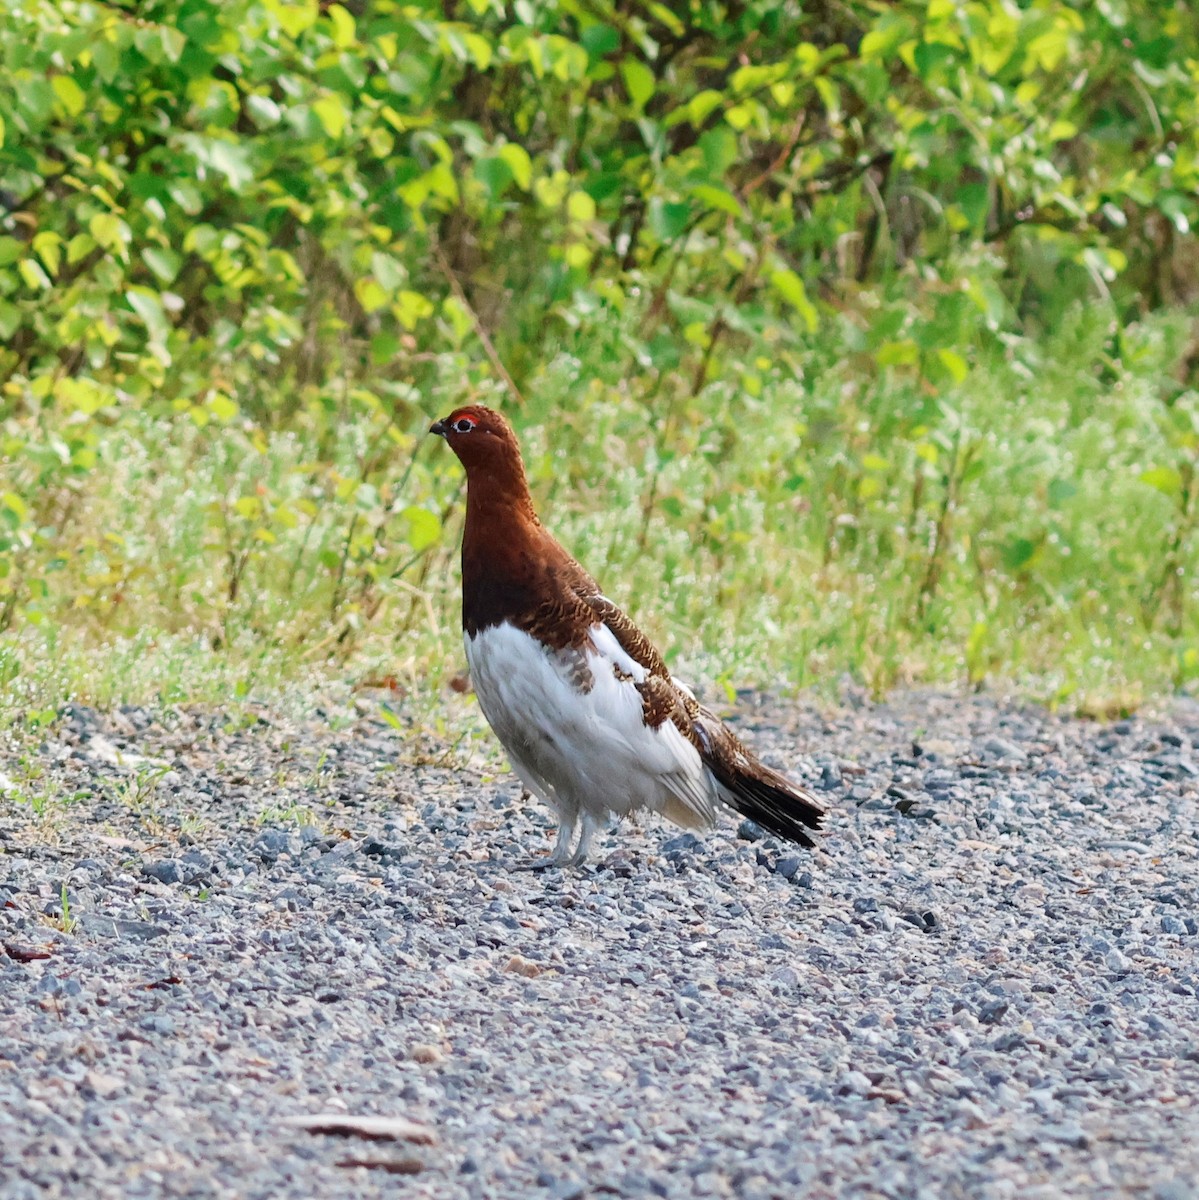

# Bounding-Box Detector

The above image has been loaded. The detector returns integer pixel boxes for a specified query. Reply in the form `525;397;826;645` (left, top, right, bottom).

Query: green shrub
1;0;1197;711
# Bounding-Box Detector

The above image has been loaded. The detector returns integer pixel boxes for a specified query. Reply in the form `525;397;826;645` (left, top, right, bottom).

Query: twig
689;230;775;397
432;240;525;408
330;512;359;621
917;436;976;619
739;111;807;200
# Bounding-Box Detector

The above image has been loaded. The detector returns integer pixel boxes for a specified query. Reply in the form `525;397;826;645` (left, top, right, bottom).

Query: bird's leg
514;812;576;871
565;811;600;867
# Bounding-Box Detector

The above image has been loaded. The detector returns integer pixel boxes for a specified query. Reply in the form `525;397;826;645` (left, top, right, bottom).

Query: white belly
464;621;717;828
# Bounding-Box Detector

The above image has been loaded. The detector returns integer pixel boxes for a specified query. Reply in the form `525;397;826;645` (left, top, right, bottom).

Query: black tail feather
708;763;824;849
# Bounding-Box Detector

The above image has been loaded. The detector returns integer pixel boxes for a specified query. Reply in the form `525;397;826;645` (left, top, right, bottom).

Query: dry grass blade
335;1156;425;1175
279;1114;437;1144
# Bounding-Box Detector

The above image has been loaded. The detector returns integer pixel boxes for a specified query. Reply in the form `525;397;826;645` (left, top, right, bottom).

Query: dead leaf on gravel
85;735;161;770
83;1071;123;1097
409;1043;445;1064
336;1155;425;1174
95;835;148;851
280;1114;437;1144
355;674;404;690
503;954;542;978
3;943;53;963
141;976;183;989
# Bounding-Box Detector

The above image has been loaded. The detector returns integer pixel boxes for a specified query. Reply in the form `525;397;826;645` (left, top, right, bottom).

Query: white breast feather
464;621;717;826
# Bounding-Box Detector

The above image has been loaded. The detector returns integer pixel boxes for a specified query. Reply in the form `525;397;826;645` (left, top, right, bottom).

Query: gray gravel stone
774;855;802;880
818;763;842;790
141;858;182;884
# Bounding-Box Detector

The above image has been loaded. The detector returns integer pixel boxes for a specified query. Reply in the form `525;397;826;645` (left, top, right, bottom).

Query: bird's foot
512;855;566;872
510;813;598;871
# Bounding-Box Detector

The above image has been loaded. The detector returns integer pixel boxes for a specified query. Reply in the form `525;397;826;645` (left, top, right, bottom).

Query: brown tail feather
708;759;824;848
686;706;825;849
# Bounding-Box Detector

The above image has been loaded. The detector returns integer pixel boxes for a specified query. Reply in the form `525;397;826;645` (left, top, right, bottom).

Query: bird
430;404;825;867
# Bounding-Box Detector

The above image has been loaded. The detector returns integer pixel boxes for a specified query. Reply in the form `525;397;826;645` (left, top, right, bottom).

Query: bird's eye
452;417;476;433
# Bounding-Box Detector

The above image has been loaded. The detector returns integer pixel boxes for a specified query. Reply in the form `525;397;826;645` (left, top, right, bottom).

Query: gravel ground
2;688;1199;1200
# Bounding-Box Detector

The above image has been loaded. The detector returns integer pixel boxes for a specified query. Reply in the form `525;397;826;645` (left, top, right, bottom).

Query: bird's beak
430;418;449;438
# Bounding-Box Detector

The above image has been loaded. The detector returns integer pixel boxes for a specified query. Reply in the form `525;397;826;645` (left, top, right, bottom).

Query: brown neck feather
459;446;551;637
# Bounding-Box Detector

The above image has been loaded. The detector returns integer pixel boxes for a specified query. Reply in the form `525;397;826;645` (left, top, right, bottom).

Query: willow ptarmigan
431;405;825;867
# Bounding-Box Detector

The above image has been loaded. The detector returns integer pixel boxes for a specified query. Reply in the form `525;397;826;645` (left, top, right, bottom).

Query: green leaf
50;75;86;117
0;300;19;339
621;59;654;112
402;506;442;552
66;233;95;264
354;278;388;313
88;212;127;251
182;136;255;192
1047;478;1077;507
126;287;171;345
859;14;913;61
464;33;493;70
326;3;355;47
395;290;434;329
936;348;969;383
566;191;596;222
769;269;818;332
378;704;404;731
1002;537;1037;570
687;90;724;127
142;246;181;282
441;296;472;343
689;184;742;217
498;143;532;190
875;339;920;367
312;95;348;139
370;252;405;292
267;0;318;39
245;94;281;127
581;24;619;58
646;2;684;36
55;377;111;414
475;156;513;198
208;394;239;422
159;25;187;62
698;126;738;176
1139;466;1182;496
17;259;51;290
1158;192;1193;236
32;231;61;277
15;78;52;124
724;103;757;131
648;198;691;242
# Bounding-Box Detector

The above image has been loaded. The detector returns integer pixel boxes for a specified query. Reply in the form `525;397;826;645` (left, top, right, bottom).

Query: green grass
2;301;1199;731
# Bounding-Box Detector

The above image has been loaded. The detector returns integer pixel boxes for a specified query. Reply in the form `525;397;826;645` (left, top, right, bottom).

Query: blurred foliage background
2;0;1199;715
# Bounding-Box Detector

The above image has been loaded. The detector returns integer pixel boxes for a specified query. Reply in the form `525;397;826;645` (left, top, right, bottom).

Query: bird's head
430;405;521;472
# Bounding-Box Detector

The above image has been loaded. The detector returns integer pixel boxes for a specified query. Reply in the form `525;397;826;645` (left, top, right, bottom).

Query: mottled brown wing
578;592;671;680
572;587;713;741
